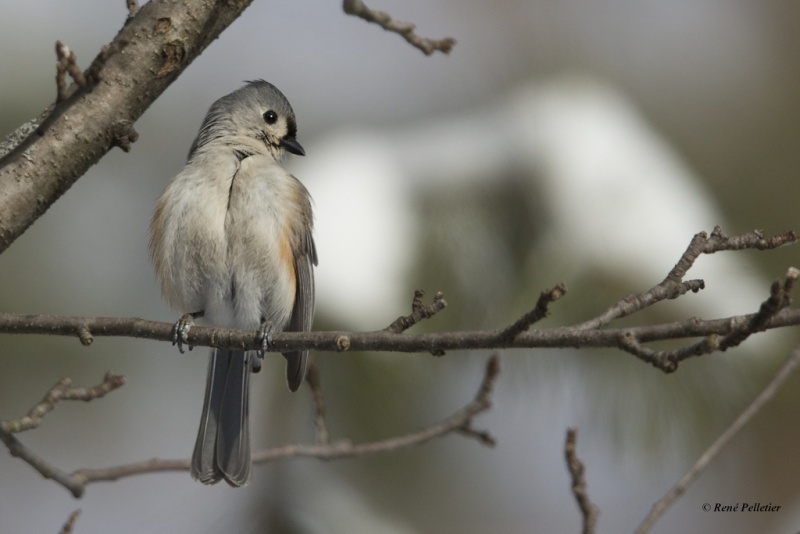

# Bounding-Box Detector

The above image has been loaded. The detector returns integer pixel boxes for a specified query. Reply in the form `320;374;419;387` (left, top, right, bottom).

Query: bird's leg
252;318;274;373
172;311;204;354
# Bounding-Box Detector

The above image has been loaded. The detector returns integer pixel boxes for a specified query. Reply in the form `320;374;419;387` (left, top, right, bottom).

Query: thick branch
0;0;256;254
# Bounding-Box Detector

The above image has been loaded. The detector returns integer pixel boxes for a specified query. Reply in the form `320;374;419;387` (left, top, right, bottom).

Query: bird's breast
220;156;303;329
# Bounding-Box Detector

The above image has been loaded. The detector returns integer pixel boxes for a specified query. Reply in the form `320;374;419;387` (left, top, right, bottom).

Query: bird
148;80;316;486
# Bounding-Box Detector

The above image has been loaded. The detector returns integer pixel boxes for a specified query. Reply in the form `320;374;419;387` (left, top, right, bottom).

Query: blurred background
1;1;800;533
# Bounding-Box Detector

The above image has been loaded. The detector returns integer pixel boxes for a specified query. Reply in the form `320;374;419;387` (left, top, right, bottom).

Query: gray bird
149;80;316;486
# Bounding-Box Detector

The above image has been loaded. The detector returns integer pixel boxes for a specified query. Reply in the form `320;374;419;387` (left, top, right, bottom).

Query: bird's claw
258;320;274;355
251;320;274;373
172;313;196;354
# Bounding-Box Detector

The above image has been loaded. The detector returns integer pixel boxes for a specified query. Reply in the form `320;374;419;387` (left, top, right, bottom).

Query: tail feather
216;350;250;485
191;349;251;487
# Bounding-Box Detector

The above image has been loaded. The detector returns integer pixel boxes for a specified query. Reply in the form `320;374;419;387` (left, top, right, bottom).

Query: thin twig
714;267;798;352
1;372;126;433
55;41;89;102
617;267;799;372
126;0;139;19
575;227;797;331
500;283;567;341
565;428;599;534
384;289;447;334
634;344;800;534
0;373;126;498
0;429;86;497
59;509;81;534
342;0;456;55
305;358;330;445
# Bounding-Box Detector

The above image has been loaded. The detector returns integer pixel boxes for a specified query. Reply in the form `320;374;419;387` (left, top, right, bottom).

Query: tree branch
0;303;798;359
0;0;257;254
617;266;799;372
565;428;599;534
500;283;567;341
342;0;456;55
384;289;447;334
574;227;796;331
2;307;798;356
305;358;330;445
6;355;499;496
633;343;800;534
59;509;81;534
0;373;126;498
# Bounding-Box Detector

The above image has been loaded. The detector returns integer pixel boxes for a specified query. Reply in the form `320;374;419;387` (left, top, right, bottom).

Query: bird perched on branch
149;80;316;486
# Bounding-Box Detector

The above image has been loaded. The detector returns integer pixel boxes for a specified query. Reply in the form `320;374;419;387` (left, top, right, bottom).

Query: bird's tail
191;348;252;487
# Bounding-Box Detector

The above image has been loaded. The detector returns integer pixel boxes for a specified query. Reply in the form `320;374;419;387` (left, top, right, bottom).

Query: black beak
281;136;305;156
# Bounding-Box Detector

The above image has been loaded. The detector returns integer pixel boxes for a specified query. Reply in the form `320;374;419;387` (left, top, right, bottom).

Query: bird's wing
284;230;316;391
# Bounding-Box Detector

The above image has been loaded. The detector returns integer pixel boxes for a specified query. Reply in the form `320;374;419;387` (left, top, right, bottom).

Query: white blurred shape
293;135;415;328
511;76;764;316
299;75;767;327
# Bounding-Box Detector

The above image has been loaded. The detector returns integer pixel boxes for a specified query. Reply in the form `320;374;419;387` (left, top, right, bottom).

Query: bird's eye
263;110;278;125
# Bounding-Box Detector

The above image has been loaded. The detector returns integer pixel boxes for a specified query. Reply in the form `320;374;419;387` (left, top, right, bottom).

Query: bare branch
634;343;800;534
0;429;86;497
0;305;798;357
0;0;257;254
0;232;793;374
565;428;599;534
343;0;456;55
500;283;567;341
0;373;126;498
384;289;447;334
618;266;799;372
1;372;126;434
715;267;798;351
575;227;797;331
55;41;89;103
58;355;499;494
263;352;496;457
59;509;81;534
305;358;330;445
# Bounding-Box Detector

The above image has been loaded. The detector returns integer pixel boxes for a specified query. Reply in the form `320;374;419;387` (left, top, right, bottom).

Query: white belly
151;153;298;331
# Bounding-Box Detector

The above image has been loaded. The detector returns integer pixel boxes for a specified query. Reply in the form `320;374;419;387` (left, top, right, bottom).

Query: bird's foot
172;311;203;354
252;319;274;373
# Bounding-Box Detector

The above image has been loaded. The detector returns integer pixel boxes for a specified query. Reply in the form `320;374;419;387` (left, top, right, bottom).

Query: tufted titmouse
148;80;316;487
